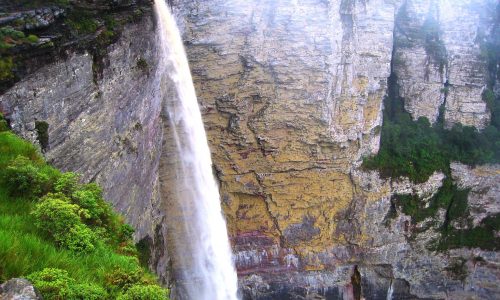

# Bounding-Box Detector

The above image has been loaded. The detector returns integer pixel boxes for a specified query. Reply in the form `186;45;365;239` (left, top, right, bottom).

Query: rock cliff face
170;0;397;273
169;0;500;299
1;0;499;299
393;0;495;128
0;4;169;279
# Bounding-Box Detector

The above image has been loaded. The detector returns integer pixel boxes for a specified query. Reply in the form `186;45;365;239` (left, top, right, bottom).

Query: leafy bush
32;193;81;235
27;268;109;300
26;34;39;43
66;11;98;34
363;115;448;182
71;283;108;300
117;242;139;257
62;223;96;253
72;188;105;223
105;267;145;291
3;156;52;197
437;214;500;251
0;113;8;132
0;57;14;81
0;26;40;51
27;268;74;300
120;223;135;241
35;121;49;151
32;193;96;252
54;172;80;195
117;284;169;300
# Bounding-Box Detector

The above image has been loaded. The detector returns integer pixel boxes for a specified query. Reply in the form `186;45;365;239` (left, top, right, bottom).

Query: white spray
154;0;239;299
386;280;394;300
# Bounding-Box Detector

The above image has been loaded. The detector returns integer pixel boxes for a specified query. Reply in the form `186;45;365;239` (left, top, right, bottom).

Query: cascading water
154;0;239;299
386;280;394;300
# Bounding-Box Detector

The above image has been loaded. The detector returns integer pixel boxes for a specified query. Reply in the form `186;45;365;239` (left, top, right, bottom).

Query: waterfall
154;1;239;299
386;280;394;300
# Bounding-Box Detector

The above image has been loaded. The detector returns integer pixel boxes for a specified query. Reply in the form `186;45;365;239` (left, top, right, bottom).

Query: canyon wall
0;4;170;279
170;0;500;299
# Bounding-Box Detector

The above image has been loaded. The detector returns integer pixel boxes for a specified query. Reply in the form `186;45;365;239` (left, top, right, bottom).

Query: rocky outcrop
451;162;500;227
393;0;495;128
0;5;169;279
0;278;41;300
0;7;65;31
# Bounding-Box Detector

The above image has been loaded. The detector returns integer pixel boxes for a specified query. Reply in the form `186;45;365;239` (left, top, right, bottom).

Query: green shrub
26;34;39;43
54;172;80;195
117;284;169;300
3;156;51;197
27;268;74;300
62;223;96;253
363;115;448;182
437;214;500;251
0;57;14;81
71;283;107;299
66;11;98;34
31;193;96;252
1;132;167;298
105;267;144;291
117;242;139;257
27;268;109;300
35;121;49;151
72;188;106;223
0;113;8;132
120;223;135;241
0;27;39;51
32;193;81;236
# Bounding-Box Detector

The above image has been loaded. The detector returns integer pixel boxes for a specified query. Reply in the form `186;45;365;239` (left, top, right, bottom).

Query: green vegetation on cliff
0;118;169;299
0;0;149;93
364;75;500;183
364;58;500;251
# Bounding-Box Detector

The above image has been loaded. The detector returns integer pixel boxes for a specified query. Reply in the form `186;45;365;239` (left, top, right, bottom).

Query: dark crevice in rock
34;120;49;152
351;265;362;300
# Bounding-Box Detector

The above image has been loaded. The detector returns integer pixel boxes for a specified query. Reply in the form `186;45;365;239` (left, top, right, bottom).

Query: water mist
154;0;239;299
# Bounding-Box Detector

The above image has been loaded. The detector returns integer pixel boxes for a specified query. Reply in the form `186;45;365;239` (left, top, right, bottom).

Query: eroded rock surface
169;0;500;298
393;0;495;128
